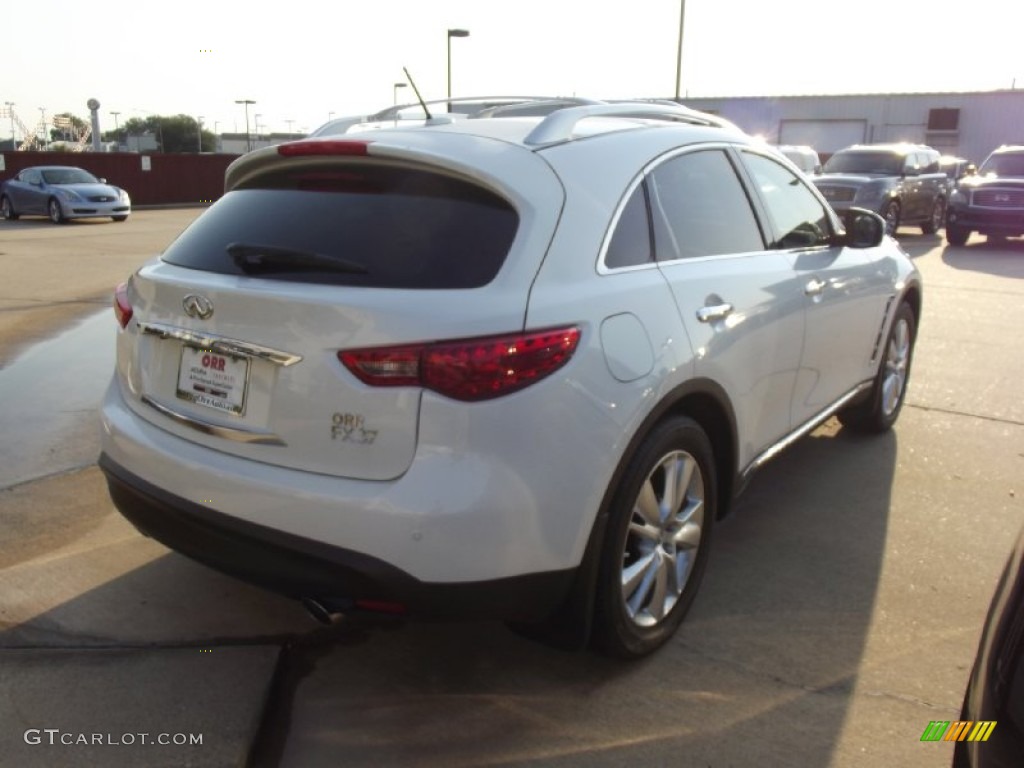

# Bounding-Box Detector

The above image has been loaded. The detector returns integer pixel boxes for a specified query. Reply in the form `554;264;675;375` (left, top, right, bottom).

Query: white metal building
680;90;1024;163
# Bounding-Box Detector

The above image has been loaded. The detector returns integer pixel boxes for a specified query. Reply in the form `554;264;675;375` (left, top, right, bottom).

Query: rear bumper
99;453;574;621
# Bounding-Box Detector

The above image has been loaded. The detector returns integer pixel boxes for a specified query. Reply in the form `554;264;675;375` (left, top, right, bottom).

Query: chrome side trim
740;381;873;481
869;295;896;364
138;322;302;367
142;396;286;446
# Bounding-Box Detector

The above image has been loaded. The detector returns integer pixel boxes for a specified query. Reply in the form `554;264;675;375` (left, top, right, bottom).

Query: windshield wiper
226;242;368;275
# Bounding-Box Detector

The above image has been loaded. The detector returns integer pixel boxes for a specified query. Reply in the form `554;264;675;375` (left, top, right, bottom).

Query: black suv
813;144;947;236
946;145;1024;246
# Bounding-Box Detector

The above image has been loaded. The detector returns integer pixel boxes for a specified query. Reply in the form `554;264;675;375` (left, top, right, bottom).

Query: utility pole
675;0;686;100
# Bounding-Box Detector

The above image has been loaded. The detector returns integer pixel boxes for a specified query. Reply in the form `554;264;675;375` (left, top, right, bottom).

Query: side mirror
99;177;107;183
966;164;977;176
839;208;885;248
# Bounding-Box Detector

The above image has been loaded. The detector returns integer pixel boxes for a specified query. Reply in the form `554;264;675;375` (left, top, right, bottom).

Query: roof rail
523;102;734;146
367;96;584;122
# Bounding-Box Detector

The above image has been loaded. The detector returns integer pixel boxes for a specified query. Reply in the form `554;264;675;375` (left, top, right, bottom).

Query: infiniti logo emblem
182;294;214;320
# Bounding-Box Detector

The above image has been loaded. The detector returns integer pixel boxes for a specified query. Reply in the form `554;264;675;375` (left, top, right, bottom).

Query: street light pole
254;114;262;147
447;28;470;112
285;119;294;135
110;111;121;149
197;116;204;153
39;107;46;146
393;82;407;105
235;99;255;152
674;0;686;100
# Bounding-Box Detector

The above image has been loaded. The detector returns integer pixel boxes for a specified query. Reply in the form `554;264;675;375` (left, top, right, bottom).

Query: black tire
593;416;716;658
0;195;18;220
48;198;66;224
946;226;969;246
921;197;945;235
838;302;916;433
112;215;128;223
882;200;900;236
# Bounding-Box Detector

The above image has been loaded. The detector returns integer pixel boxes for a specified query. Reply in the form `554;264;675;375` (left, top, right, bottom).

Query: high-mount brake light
339;327;581;402
114;281;133;328
277;140;370;157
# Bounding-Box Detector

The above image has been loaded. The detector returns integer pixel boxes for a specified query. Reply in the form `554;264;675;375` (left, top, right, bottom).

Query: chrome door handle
804;278;827;296
696;303;734;323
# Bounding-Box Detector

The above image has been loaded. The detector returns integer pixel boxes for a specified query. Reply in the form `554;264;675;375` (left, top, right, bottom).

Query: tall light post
674;0;686;100
235;99;255;152
393;82;407;105
197;115;204;153
214;121;220;153
285;119;295;135
254;113;262;147
38;107;46;146
4;102;14;148
110;111;121;149
446;28;470;111
328;111;335;122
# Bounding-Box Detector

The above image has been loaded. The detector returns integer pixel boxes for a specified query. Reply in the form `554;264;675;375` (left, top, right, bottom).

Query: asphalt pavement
0;213;1021;768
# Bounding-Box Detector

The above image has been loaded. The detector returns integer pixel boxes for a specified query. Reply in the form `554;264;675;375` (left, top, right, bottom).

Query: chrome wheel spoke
619;447;706;628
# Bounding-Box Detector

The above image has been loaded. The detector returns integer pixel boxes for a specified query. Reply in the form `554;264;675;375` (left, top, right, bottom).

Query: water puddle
0;310;115;488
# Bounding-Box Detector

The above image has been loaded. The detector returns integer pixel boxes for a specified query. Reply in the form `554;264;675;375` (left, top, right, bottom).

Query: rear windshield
161;165;519;289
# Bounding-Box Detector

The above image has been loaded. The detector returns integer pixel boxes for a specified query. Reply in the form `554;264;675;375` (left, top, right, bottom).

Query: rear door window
161;165;519;289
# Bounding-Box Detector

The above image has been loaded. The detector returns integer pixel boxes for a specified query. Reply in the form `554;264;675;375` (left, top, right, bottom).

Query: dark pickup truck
813;144;947;236
946;145;1024;246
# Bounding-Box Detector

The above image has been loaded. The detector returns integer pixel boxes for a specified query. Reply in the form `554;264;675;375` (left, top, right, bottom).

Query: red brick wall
0;152;241;206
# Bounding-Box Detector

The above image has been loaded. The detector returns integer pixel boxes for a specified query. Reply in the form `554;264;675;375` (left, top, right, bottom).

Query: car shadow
940;238;1024;279
0;217;115;230
1;421;896;767
892;230;943;259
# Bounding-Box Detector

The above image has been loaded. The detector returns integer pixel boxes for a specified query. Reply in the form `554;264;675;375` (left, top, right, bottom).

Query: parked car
945;145;1024;246
773;144;822;176
0;166;130;224
813;143;947;235
953;526;1024;767
99;99;921;658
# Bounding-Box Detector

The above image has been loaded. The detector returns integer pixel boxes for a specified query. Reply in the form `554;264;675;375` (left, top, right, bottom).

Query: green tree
117;114;215;153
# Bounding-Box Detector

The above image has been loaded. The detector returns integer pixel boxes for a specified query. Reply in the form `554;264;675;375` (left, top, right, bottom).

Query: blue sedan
0;165;131;223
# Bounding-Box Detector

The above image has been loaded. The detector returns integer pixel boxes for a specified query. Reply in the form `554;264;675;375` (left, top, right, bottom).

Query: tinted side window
605;183;652;269
160;165;519;289
741;152;832;249
647;149;764;260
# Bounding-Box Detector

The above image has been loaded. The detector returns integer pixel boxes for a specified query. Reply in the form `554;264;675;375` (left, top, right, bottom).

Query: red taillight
339;327;581;402
277;140;370;157
114;281;133;328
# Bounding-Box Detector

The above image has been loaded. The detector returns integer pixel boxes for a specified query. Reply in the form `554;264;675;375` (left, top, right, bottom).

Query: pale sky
4;0;1023;139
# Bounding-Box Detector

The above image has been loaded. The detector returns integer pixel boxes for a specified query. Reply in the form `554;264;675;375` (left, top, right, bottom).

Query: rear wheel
921;197;945;234
0;195;18;220
48;198;66;224
838;302;915;433
593;416;716;658
946;226;969;246
112;215;128;223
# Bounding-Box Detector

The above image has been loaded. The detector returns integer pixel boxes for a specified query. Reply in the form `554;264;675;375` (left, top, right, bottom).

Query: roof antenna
403;67;433;121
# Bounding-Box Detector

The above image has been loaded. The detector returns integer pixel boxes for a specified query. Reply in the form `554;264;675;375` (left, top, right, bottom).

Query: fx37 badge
331;412;378;445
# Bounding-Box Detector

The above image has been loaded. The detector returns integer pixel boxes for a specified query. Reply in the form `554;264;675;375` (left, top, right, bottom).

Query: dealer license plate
176;346;250;415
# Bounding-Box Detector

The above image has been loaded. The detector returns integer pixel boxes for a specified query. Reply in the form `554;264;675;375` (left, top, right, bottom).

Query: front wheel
0;195;18;220
593;416;716;658
946;226;969;246
838;302;916;433
921;197;945;234
48;198;66;224
112;215;128;223
882;200;900;236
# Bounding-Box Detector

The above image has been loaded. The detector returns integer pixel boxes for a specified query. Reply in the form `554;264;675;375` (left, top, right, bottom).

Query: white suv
100;100;921;657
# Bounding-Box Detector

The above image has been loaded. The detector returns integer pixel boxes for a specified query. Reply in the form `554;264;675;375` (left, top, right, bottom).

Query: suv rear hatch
117;134;565;480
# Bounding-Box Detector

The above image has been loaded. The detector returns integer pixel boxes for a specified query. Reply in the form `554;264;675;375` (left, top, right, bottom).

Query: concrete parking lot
0;212;1021;767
